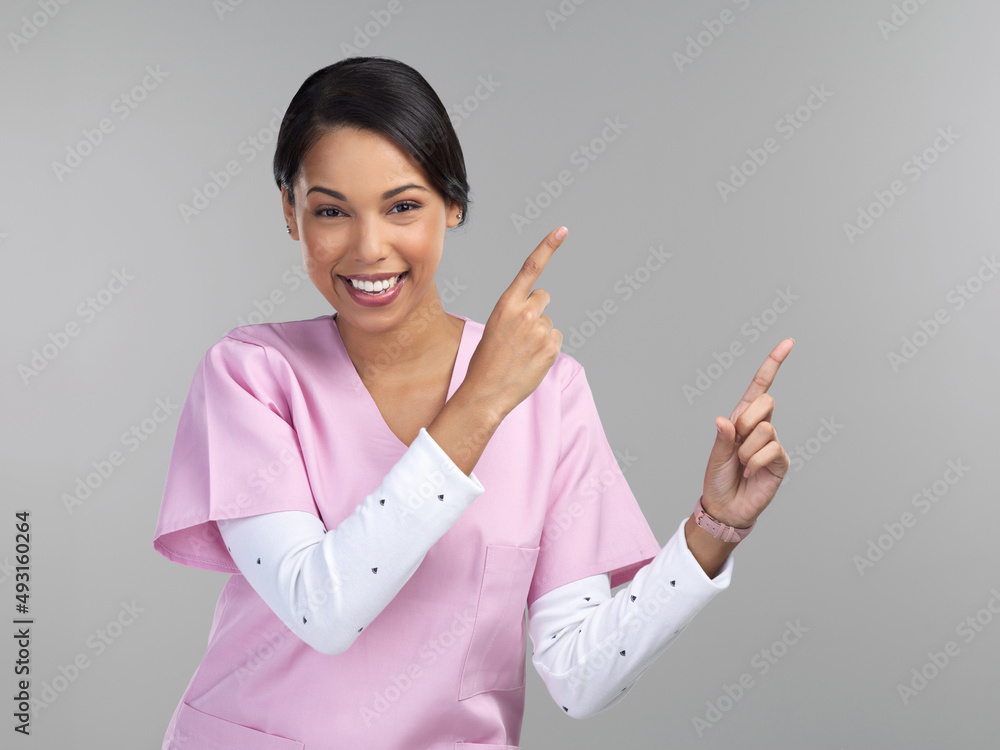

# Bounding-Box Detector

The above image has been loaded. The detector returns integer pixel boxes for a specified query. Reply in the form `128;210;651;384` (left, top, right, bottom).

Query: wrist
684;514;737;579
693;495;755;543
452;383;507;430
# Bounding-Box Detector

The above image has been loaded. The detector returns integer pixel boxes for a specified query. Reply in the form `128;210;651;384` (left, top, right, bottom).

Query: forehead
297;126;426;190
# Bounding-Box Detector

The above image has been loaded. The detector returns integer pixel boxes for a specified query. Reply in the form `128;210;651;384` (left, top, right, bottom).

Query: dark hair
273;56;470;227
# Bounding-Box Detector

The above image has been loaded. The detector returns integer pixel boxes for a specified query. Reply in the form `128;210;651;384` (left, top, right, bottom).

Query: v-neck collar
329;311;471;449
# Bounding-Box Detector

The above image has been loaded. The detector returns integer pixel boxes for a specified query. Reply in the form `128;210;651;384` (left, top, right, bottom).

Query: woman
153;56;793;749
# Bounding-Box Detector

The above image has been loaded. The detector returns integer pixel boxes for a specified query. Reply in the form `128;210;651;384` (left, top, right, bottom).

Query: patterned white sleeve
216;426;485;656
528;517;734;718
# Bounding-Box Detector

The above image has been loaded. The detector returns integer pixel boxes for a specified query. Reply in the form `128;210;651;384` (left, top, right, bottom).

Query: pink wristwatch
693;495;755;543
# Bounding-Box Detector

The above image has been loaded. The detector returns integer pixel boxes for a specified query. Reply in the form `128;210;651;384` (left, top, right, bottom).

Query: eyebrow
305;183;430;201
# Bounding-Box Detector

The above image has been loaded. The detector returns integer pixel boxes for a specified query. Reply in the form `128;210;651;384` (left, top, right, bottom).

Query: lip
338;272;406;282
339;271;407;307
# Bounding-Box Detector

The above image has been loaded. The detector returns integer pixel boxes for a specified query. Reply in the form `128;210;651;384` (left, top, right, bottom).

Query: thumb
708;416;738;467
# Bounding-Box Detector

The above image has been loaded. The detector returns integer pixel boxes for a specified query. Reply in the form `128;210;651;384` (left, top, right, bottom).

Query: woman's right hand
462;226;568;422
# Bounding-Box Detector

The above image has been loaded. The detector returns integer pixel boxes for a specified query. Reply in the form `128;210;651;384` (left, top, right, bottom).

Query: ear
446;199;463;229
281;185;300;241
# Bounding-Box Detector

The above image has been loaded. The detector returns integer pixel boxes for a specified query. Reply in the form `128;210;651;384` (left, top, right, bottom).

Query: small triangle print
620;650;626;656
372;567;378;574
630;595;636;602
438;494;444;501
379;498;385;506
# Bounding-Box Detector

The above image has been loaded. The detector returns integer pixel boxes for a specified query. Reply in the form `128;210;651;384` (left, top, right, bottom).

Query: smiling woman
152;56;789;750
284;127;456;338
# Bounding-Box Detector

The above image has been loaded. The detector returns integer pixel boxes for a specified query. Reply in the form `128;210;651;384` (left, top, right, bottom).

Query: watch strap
694;495;755;543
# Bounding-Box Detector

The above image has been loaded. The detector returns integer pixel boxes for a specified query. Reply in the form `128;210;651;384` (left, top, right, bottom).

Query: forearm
425;384;506;477
217;426;485;655
529;517;734;718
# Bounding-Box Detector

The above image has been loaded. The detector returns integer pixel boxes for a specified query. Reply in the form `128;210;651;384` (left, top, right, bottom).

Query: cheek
300;234;342;267
300;244;340;291
405;221;445;260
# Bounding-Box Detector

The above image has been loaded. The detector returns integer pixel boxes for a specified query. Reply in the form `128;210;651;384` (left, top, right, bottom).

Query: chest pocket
459;544;540;700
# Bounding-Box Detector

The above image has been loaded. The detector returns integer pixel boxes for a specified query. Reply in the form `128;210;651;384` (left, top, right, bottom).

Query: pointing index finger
729;338;794;422
507;226;568;300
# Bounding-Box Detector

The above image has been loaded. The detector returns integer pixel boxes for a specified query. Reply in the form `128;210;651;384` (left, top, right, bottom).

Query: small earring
286;225;291;234
456;212;463;221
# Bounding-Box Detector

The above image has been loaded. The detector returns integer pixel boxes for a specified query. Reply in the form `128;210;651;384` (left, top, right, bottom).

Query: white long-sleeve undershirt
217;426;733;716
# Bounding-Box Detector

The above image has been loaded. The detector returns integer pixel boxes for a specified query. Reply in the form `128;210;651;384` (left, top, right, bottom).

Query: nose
352;214;389;266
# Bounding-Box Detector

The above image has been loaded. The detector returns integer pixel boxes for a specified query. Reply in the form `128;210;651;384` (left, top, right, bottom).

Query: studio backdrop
2;0;997;747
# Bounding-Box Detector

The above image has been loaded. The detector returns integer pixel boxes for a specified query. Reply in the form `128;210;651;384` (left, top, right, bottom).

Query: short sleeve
527;363;663;607
152;334;320;573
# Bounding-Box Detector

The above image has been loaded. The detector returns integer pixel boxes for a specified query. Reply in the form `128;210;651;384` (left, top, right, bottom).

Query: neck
334;289;463;387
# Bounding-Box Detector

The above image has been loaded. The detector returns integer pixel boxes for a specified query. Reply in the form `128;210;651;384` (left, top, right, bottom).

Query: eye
390;200;422;214
315;207;345;218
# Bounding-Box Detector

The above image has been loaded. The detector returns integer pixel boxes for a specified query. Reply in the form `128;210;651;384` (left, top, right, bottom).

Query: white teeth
348;274;401;293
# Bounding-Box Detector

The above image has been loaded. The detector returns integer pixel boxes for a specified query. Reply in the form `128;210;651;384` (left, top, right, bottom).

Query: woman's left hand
701;338;794;530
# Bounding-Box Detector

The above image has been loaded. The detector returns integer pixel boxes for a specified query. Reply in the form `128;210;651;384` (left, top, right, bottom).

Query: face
282;126;461;334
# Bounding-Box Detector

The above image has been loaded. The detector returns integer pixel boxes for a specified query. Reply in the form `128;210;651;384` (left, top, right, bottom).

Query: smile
338;272;408;307
341;273;406;293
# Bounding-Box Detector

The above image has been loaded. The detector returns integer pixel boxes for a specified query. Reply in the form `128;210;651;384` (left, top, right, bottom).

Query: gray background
2;0;997;747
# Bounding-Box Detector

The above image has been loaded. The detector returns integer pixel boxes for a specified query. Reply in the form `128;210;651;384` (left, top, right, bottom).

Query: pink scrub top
153;312;661;750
